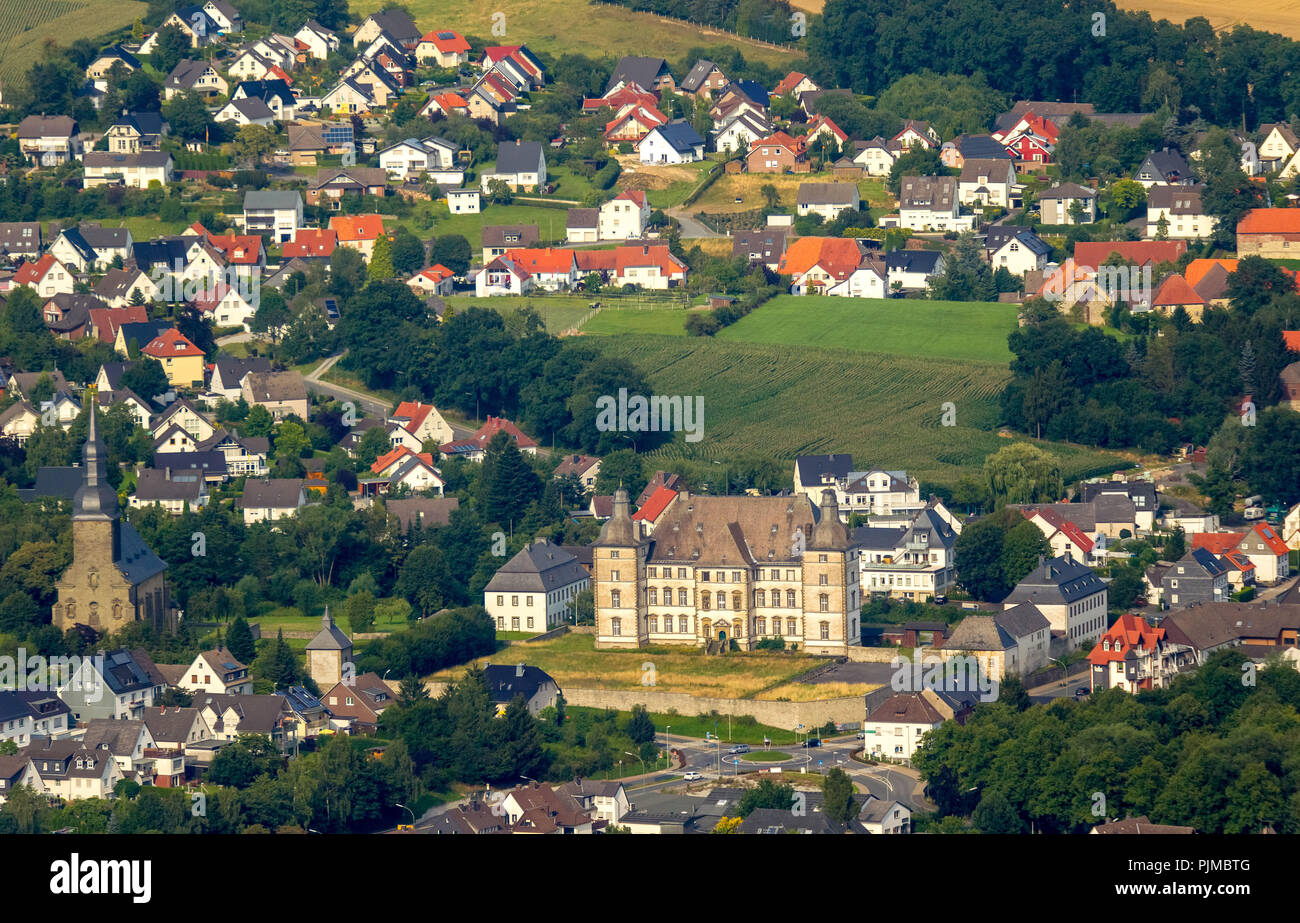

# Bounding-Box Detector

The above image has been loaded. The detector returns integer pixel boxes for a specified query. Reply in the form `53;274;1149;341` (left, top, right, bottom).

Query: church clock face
88;570;100;589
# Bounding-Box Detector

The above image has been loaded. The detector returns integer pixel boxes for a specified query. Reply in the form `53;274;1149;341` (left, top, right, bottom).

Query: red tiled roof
1237;208;1300;235
1074;241;1186;268
503;248;576;275
431;91;468;111
1283;330;1300;353
1192;532;1244;555
773;71;809;96
88;305;149;344
1087;613;1164;666
283;228;336;258
1152;273;1204;307
1057;519;1094;554
13;254;59;285
1249;521;1289;555
1221;550;1255;572
329;214;385;242
371;446;435;475
207;232;263;265
633;485;677;522
776;237;861;281
614;244;686;276
575;250;617;272
142;327;203;358
420;30;470;54
412;264;454;284
392;401;433;434
442;415;538;453
1184;258;1238;287
749;131;805;155
613;188;648;207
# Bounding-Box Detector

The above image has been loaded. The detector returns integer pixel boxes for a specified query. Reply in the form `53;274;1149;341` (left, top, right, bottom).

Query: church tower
801;488;859;653
53;403;170;634
593;488;648;650
306;606;353;688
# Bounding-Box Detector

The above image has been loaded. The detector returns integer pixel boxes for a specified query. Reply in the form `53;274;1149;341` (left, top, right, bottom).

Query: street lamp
1050;657;1068;688
624;751;646;773
394;802;415;828
665;725;671;769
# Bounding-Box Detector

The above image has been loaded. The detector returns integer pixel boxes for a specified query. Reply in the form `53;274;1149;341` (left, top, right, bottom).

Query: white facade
486;579;588;633
638;127;703;164
599;194;650;240
448;188;481;214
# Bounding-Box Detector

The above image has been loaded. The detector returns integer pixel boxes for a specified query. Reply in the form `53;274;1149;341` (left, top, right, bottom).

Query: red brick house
747;131;808;174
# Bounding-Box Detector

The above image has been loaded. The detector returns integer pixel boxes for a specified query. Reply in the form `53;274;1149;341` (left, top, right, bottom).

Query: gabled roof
1185;258;1238;288
329;213;385;242
1003;553;1104;606
606;55;670;94
283;228;337;259
647;119;704;153
419;29;470;53
1152;273;1204;308
1237;208;1300;235
678;59;720;93
777;237;863;281
494;139;544;174
1087;613;1165;665
143;327;203;358
485;540;588;594
1073;240;1186;268
633;485;677;522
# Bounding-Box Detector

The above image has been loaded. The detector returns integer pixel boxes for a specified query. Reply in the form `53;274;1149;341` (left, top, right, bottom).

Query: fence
587;291;690;310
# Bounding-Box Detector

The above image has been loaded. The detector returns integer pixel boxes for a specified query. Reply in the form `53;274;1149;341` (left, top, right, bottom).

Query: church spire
73;400;119;522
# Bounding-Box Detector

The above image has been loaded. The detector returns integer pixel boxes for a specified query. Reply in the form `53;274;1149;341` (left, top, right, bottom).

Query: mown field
719;296;1019;363
588;334;1121;485
430;632;822;698
0;0;144;88
351;0;800;65
692;172;890;217
448;294;597;333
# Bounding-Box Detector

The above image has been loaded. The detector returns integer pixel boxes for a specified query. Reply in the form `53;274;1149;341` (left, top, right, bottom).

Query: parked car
683;771;702;781
729;744;750;754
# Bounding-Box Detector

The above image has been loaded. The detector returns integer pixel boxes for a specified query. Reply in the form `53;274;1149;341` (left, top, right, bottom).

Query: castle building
592;487;860;653
52;403;170;634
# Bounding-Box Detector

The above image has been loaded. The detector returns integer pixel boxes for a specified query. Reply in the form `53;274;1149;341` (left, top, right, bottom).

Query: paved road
215;331;257;346
666;205;725;239
1028;670;1091;704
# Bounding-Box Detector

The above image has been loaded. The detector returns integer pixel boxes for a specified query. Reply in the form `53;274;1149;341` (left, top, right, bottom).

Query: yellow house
142;327;206;389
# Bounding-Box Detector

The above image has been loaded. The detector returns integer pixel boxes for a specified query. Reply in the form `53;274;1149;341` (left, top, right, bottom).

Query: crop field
580;306;691;336
719;296;1019;363
0;0;144;88
588;334;1121;485
430;632;822;698
352;0;799;65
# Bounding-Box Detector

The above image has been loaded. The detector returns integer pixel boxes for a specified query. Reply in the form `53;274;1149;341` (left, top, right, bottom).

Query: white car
683;771;702;781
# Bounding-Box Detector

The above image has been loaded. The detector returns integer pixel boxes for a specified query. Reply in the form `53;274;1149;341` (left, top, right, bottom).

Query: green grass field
718;296;1019;363
448;294;597;334
0;0;144;88
351;0;799;66
587;334;1121;485
581;307;690;336
415;202;571;247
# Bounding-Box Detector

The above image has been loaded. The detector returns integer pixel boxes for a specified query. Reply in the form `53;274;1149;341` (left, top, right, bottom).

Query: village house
243;190;303;243
795;182;860;222
1236;208;1300;258
639;120;706;164
241;370;309;420
329;214;386;260
747;131;807;174
164;59;228;100
958;158;1018;208
241;478;307;524
178;648;253;695
1146;185;1214;239
777;237;885;297
481;140;547;192
17;115;80;166
897;175;970;232
1002;554;1108;649
1038;182;1097;224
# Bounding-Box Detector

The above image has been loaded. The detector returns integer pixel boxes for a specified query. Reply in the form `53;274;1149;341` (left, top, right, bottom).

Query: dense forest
915;650;1300;834
809;0;1300;129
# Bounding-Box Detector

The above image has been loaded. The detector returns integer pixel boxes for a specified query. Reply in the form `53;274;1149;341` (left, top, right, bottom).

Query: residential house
885;250;944;293
482;225;539;263
482;663;562;715
50;225;132;272
712;111;771;156
777;237;885;298
378;136;459;181
407;265;455;296
481;140;547;192
852;136;902;177
178;648;253;695
94;267;160;308
986;227;1051;276
241;370;309;420
957;158;1018;208
329;213;386;260
13;254;75;298
83;151;174;189
898;175;969;232
605;55;673;94
1162;548;1230;609
241;478;307;524
1146;185;1214;239
1038;182;1097;224
421;90;470;120
747;131;807;174
164;59;228;100
638;120;705;164
21;739;122;802
733;227;787;271
415;29;470;66
1235;521;1291;585
352;8;421;47
16;115;79;165
854;507;959;601
195;693;293;742
1134;148;1194;188
485;539;591;633
1002;553;1108;648
566;209;598;244
130;468;208;514
795;182;860;221
243;190;302;243
215;96;276;127
104;111;166;154
939;133;1012;170
599;189;651;240
305;167;389;208
321;672;395;731
0;691;72;746
143;328;205;389
295;20;340;59
59;648;167;722
440;416;538;462
0;222;43;259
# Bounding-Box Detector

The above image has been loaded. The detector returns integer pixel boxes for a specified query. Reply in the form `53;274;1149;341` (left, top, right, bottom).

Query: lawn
389;202;572;248
589;334;1123;486
566;706;804;746
580;306;691;336
617;157;719;210
691;172;889;216
739;750;790;761
718;296;1020;363
429;631;822;698
351;0;799;65
450;294;597;333
0;0;144;88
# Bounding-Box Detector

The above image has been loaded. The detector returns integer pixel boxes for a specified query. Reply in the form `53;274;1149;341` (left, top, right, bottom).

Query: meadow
718;296;1019;363
692;172;890;217
430;631;822;698
350;0;800;65
0;0;143;88
587;333;1121;485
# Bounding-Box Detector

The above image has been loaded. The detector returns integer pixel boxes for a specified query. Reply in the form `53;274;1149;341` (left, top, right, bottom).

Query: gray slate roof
1002;554;1104;607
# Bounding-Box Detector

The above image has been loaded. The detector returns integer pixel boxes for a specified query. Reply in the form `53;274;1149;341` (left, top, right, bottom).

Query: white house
484;539;590;632
795;182;860;222
295;20;339;60
1145;185;1215;239
598;189;651;240
853;137;898;177
481;140;547;192
378;136;459;181
447;188;480;214
958;158;1017;209
885;250;944;293
637;120;705;164
243;190;302;243
986;228;1051;276
898;176;972;232
82;152;173;189
178;649;254;695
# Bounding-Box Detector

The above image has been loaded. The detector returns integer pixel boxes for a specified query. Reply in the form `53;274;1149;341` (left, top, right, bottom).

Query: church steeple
73;401;120;524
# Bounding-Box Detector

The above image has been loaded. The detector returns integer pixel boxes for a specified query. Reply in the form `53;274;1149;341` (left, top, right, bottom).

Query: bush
685;312;721;336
